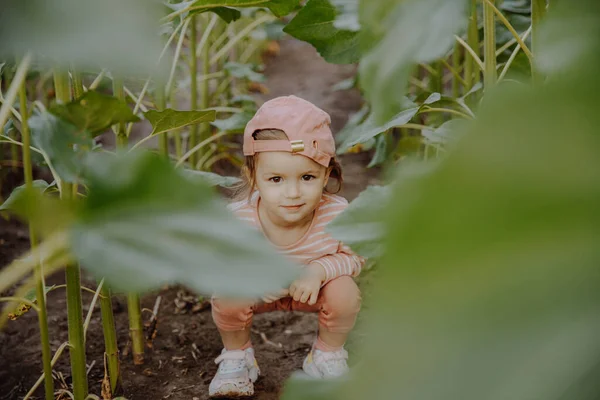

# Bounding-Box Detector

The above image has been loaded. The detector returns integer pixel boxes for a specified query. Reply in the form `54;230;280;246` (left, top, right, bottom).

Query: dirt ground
0;37;381;400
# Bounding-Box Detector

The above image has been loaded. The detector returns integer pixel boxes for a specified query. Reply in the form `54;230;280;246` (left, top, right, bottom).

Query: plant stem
483;0;534;64
0;53;31;132
430;61;443;94
100;284;121;392
189;15;199;168
20;62;54;400
483;0;498;90
465;0;480;90
112;78;145;365
112;77;127;149
71;68;84;99
156;82;168;156
127;293;145;365
452;42;461;97
531;0;546;84
54;69;88;400
198;17;211;166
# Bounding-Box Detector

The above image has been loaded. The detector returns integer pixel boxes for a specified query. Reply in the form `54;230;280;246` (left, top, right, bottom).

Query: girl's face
254;151;331;227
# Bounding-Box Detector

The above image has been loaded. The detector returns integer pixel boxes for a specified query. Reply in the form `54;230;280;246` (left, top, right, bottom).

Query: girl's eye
302;174;316;181
269;176;282;183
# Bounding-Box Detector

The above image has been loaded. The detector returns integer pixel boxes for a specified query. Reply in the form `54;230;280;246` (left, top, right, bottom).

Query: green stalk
198;19;211;167
10;122;19;173
86;71;123;386
531;0;546;83
465;0;480;90
20;64;54;400
156;82;168;156
127;294;145;365
452;42;461;97
112;77;127;149
169;89;183;159
71;68;84;99
113;77;145;365
189;15;199;168
100;285;121;392
430;61;443;94
483;0;497;90
54;70;88;400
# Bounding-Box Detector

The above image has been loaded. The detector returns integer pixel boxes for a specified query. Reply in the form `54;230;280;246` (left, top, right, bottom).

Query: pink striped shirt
228;192;365;284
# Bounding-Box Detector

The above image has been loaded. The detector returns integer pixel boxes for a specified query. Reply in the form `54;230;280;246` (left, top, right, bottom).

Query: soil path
0;37;380;400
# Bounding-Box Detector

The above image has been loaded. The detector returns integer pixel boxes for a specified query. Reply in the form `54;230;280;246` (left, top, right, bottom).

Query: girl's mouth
281;204;304;210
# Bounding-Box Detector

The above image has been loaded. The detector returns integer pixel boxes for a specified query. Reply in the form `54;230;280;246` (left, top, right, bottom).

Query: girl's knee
321;276;361;315
211;297;255;331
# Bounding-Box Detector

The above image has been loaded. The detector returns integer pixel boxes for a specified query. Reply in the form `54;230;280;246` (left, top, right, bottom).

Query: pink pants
212;276;361;334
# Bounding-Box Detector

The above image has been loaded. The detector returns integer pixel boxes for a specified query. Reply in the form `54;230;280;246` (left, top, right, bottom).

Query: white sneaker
209;347;260;398
302;348;350;379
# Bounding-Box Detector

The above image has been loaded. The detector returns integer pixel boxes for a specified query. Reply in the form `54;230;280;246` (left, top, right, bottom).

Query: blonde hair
232;129;343;201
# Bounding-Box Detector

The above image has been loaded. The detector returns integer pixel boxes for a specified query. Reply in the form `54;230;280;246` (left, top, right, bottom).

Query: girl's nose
285;182;301;198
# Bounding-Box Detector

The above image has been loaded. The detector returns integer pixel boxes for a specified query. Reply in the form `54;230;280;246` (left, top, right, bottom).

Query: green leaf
366;134;388;168
358;0;467;124
224;62;265;82
72;151;298;297
205;7;242;22
283;0;360;64
186;0;300;17
182;4;242;23
210;111;254;132
500;0;531;15
335;105;369;145
29;111;94;184
144;109;216;136
422;119;468;146
0;180;50;212
0;183;75;237
285;5;600;395
0;0;165;76
7;285;56;320
231;94;258;105
49;91;140;137
326;185;391;259
3;119;15;135
337;93;461;153
337;106;419;154
181;169;242;188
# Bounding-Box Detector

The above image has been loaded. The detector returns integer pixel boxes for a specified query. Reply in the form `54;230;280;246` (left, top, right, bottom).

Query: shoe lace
215;350;253;374
316;349;349;373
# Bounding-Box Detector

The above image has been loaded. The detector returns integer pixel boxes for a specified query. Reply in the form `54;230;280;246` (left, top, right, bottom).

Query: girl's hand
261;288;289;304
288;263;326;305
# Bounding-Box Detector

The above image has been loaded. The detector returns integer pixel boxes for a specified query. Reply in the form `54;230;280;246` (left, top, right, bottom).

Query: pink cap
243;95;335;167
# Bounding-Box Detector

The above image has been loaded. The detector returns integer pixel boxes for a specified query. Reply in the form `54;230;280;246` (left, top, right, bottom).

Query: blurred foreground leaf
71;151;297;297
0;0;165;75
284;2;600;399
50;91;140;136
326;185;391;259
144;109;216;136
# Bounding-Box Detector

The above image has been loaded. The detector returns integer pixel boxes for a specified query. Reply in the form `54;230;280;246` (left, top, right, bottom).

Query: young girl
209;95;364;398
